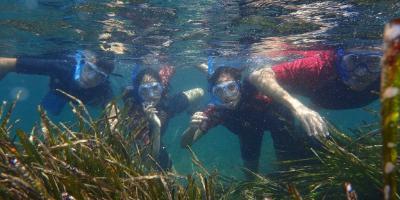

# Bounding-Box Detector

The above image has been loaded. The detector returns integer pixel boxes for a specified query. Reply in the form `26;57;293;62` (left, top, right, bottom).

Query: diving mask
74;52;108;86
211;81;240;107
138;82;163;101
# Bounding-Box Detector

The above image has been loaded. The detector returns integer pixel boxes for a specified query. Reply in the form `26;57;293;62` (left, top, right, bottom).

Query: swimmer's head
133;68;164;106
209;67;242;109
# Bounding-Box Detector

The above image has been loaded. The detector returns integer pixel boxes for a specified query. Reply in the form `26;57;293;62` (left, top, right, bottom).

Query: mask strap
208;56;215;77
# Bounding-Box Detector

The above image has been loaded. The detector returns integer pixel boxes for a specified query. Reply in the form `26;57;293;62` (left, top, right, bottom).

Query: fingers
298;109;329;138
144;104;158;115
191;112;208;127
307;112;329;138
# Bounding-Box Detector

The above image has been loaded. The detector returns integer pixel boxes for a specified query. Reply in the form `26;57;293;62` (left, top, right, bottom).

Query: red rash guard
271;50;338;96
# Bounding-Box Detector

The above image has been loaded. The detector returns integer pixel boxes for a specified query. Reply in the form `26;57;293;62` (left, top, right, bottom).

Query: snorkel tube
207;56;222;105
74;50;84;81
335;47;349;82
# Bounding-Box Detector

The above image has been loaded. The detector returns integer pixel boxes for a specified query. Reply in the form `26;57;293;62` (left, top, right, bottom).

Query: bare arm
182;88;204;105
180;111;208;148
196;63;208;74
181;127;205;148
143;105;162;157
0;57;17;79
248;67;328;137
248;68;304;112
150;116;161;157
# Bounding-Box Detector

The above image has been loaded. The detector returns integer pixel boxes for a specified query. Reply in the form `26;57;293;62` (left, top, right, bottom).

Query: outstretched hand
293;104;329;138
190;111;208;129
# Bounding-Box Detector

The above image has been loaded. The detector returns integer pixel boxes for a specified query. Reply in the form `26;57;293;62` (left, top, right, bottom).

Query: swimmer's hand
293;104;329;138
181;112;208;148
143;104;161;128
190;111;208;129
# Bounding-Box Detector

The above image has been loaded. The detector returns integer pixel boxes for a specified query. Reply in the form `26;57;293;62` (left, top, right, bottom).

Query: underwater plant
0;94;221;200
381;18;400;200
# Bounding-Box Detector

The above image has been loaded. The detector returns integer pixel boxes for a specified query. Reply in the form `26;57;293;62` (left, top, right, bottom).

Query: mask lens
138;82;162;100
365;55;381;73
212;81;239;100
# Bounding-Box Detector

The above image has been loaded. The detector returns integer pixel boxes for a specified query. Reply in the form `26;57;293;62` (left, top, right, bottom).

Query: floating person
181;65;327;179
0;50;116;115
116;65;204;170
249;48;382;111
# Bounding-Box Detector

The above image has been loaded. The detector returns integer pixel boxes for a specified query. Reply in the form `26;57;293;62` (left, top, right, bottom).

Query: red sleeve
159;65;175;87
199;105;222;132
271;50;337;93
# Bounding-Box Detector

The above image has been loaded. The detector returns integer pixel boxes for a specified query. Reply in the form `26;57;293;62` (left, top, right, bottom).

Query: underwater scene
0;0;399;199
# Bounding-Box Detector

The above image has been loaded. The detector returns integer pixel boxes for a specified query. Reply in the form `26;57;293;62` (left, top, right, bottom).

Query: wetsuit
271;50;379;109
15;55;113;115
123;67;190;170
199;80;310;172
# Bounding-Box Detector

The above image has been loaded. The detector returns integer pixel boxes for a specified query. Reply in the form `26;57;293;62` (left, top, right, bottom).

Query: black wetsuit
15;55;113;115
200;80;310;172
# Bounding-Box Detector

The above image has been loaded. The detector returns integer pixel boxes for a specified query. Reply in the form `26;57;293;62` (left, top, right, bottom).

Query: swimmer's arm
151;120;161;157
182;88;204;105
180;127;206;148
249;68;329;137
105;102;120;131
248;68;298;110
1;56;70;78
180;111;209;148
144;105;162;157
195;63;208;74
0;57;17;79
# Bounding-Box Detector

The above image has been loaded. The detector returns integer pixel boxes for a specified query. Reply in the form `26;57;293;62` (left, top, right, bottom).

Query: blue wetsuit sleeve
15;56;72;78
41;91;68;116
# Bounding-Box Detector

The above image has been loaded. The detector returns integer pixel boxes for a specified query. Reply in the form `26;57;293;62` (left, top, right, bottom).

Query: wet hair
208;66;242;87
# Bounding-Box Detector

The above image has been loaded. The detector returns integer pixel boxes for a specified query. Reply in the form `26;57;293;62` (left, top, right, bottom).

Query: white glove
143;104;161;128
190;111;208;129
293;105;329;138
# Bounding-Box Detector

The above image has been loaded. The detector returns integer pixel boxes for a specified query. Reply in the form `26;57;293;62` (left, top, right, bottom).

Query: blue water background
0;0;396;179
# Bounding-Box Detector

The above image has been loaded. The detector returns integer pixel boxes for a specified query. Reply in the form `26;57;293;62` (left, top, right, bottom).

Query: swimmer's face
78;61;108;89
214;72;241;109
139;74;163;106
342;54;381;91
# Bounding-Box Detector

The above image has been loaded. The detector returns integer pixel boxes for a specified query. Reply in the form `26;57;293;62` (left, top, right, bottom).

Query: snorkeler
121;65;204;170
181;66;323;178
0;50;115;115
249;48;381;110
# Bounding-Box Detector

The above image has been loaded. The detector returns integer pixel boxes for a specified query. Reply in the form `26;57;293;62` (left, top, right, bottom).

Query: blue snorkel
335;47;349;82
207;56;225;105
74;50;84;81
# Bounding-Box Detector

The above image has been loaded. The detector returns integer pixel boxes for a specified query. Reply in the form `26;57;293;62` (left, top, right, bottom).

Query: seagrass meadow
0;20;400;200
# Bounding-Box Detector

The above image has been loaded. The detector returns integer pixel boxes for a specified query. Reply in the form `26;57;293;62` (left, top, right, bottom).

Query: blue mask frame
336;48;382;82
